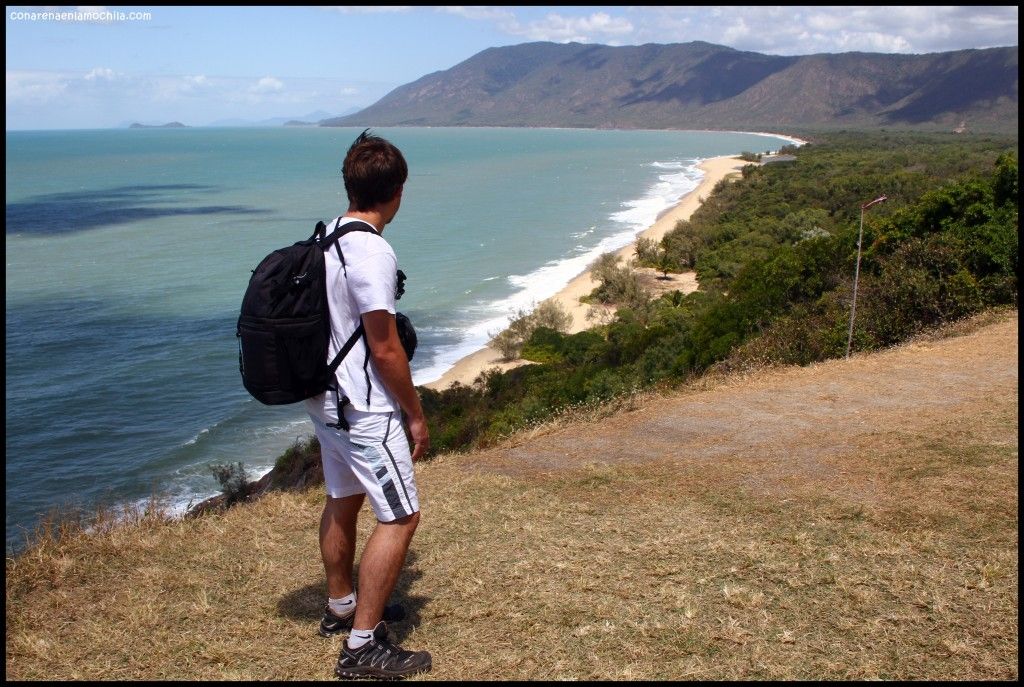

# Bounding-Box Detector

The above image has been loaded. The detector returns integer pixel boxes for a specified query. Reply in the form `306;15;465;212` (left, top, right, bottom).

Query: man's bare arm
361;309;429;461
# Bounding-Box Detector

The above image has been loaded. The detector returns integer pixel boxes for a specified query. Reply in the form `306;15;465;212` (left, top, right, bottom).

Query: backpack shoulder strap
321;217;378;384
327;319;364;376
318;218;380;275
319;218;378;248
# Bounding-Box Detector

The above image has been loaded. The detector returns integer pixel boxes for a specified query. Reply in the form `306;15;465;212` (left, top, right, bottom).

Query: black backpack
238;218;417;420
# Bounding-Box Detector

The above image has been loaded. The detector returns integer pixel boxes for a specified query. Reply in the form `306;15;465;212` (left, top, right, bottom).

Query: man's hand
363;309;429;460
405;413;430;462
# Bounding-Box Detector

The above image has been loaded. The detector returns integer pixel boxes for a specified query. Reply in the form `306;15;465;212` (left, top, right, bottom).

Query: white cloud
628;6;1018;55
84;67;117;81
436;6;507;21
6;70;71;103
512;11;634;43
319;5;412;13
720;17;752;48
436;6;522;37
439;6;1016;55
834;31;913;54
441;6;1012;51
150;74;214;101
444;8;635;44
251;76;284;93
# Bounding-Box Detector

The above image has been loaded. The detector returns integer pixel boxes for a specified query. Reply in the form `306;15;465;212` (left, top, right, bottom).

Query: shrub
587;252;650;311
491;299;573;360
561;329;607;366
208;462;250;506
268;436;323;491
520;326;566;363
661;224;700;269
634;237;660;264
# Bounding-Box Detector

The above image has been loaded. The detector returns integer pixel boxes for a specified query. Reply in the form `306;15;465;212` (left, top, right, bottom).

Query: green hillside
325;42;1018;133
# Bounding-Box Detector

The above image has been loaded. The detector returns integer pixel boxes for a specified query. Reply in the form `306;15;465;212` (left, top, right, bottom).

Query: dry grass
6;312;1018;680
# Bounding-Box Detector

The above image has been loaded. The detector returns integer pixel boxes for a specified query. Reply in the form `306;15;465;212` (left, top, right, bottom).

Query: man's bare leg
321;493;366;598
352;511;420;630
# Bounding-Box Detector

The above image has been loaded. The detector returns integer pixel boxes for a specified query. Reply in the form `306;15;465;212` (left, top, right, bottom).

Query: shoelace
353;640;396;670
371;645;395;669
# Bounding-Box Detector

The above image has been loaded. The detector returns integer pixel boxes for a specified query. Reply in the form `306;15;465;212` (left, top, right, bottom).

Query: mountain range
323;41;1018;133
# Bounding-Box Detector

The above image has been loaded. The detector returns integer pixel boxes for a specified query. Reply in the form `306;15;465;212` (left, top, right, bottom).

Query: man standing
305;130;431;680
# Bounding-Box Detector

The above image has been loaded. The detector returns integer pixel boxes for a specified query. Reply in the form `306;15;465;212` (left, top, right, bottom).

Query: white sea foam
146;417;312;519
737;130;808;149
81;453;278;538
415;158;705;386
181;426;211;447
258;418;314;442
135;461;280;521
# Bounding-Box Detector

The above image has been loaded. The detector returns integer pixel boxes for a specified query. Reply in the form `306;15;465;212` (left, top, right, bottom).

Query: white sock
347;628;374;650
328;592;356;616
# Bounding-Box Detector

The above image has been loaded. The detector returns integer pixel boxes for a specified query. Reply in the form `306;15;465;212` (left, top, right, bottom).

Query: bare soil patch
465;314;1017;493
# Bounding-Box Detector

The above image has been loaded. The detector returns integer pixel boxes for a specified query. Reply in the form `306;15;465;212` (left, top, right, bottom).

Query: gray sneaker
319;603;407;638
334;621;431;680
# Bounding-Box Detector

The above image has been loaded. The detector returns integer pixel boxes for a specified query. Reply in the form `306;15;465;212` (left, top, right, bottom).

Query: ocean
5;126;796;551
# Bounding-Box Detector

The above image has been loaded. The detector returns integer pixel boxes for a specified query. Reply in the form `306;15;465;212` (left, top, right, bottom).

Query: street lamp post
846;195;887;359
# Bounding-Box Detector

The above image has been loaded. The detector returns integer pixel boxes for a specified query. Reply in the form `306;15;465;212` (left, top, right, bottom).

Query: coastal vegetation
421;131;1017;453
490;300;574;361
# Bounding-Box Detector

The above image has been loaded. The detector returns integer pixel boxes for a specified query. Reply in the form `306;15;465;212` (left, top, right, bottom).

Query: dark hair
342;129;408;211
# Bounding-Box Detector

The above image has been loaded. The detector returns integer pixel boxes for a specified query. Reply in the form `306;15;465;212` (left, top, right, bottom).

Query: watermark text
9;9;153;23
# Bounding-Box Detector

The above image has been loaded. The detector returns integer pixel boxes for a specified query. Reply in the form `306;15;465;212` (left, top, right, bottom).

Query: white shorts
310;409;420;522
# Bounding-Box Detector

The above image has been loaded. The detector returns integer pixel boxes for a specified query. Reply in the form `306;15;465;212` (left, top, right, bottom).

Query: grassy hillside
326;42;1018;133
5;311;1017;680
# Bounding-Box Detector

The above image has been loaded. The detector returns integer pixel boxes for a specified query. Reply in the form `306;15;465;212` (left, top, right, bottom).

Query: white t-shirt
304;216;400;421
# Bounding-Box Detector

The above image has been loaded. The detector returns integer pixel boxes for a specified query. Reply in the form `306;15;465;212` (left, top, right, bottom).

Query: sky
5;5;1019;130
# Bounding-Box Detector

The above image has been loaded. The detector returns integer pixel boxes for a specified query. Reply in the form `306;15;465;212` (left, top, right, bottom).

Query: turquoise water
5;126;794;550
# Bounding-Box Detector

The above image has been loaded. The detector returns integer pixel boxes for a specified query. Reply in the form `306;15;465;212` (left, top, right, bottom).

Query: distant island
128;121;188;129
283;120;315;127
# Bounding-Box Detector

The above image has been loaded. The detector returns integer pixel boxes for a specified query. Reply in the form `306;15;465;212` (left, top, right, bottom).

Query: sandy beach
422;154;750;391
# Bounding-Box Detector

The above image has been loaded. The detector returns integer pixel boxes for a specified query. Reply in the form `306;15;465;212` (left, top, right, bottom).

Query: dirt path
461;314;1018;493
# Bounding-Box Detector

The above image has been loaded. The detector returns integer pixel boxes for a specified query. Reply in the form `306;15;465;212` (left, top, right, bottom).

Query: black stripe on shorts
374;465;408;520
381;412;414;514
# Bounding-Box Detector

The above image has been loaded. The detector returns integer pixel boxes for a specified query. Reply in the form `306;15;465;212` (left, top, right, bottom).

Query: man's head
342;129;408;215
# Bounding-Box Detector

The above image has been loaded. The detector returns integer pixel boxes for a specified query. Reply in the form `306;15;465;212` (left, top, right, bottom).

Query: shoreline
422;153;752;391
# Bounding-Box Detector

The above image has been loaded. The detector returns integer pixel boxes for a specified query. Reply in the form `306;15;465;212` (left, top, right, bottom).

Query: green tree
491;300;573;360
